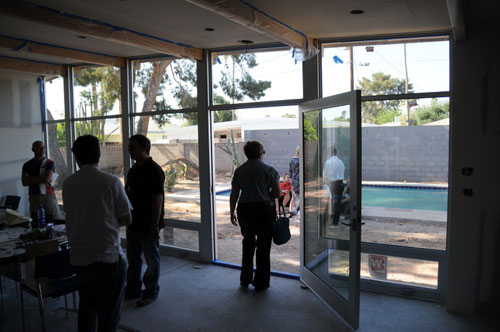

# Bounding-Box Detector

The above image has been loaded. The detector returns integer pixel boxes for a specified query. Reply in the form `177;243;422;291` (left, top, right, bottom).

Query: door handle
341;219;365;227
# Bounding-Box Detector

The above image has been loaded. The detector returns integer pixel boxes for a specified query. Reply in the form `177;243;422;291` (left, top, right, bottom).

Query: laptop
1;195;21;210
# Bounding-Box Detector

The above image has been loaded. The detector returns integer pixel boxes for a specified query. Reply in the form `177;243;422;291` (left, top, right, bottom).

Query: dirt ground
163;177;446;286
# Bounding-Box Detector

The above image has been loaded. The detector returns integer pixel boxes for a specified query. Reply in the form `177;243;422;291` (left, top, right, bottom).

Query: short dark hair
72;135;100;165
243;141;264;159
129;134;151;154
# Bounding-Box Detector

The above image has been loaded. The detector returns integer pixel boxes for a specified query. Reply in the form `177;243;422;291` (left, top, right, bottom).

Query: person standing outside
125;134;165;307
63;135;132;332
322;147;345;225
230;141;281;291
22;140;61;219
289;146;300;216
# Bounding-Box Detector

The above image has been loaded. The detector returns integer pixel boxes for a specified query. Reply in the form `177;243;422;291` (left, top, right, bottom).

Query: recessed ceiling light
239;40;254;44
350;9;364;15
205;27;215;31
77;35;87;39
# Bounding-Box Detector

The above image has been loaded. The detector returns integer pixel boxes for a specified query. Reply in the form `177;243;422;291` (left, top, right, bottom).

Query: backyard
162;174;447;288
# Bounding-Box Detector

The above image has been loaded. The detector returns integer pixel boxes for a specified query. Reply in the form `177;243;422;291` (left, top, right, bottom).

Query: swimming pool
216;185;448;211
361;185;448;211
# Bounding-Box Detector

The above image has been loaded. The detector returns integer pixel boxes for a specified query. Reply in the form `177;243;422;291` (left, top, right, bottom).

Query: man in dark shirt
125;134;165;307
21;140;61;219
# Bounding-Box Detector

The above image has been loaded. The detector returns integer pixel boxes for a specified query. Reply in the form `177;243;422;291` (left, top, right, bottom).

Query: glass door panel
300;91;361;329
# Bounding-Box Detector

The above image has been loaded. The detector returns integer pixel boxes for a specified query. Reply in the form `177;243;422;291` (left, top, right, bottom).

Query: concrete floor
1;255;498;332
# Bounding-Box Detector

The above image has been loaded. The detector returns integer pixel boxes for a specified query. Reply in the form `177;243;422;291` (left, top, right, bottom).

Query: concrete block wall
245;129;300;176
53;126;448;183
362;126;449;182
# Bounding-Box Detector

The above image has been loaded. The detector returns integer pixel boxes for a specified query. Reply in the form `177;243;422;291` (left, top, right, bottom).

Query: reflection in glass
212;49;302;104
132;114;201;224
133;58;197;113
303;105;353;301
321;106;351;239
73;66;122;118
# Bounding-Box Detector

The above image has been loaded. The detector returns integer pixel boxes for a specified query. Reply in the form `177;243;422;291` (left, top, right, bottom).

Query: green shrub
165;166;178;192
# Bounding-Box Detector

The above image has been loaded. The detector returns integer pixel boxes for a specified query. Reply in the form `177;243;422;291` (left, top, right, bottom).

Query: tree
135;60;173;135
282;113;296;118
304;111;319;142
413;99;449;125
74;66;121;142
136;53;271;130
357;72;413;124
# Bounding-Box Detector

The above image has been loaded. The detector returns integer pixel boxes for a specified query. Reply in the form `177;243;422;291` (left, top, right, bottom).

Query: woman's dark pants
237;202;275;288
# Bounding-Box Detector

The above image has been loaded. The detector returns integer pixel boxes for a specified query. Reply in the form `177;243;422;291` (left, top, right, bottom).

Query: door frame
299;90;362;330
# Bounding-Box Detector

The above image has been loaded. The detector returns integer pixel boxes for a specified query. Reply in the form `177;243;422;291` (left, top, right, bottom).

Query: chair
20;249;78;332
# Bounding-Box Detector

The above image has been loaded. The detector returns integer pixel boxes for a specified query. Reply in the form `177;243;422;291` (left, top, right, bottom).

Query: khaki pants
29;194;62;219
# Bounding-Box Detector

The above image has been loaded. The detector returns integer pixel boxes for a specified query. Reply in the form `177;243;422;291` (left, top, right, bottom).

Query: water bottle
37;204;46;228
46;223;54;239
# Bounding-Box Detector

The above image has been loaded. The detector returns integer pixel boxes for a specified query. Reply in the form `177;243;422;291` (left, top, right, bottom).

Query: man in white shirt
322;147;345;225
63;135;132;332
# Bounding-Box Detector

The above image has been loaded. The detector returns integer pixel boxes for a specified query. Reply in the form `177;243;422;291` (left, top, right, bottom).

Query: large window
132;58;200;251
210;48;303;274
321;37;450;291
73;65;124;181
322;38;449;98
212;104;301;274
45;76;67;204
212;48;302;105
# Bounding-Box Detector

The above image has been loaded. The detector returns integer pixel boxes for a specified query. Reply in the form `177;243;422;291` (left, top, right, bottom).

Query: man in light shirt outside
322;147;345;225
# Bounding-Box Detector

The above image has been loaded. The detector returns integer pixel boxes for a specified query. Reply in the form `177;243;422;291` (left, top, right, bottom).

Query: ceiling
0;0;453;71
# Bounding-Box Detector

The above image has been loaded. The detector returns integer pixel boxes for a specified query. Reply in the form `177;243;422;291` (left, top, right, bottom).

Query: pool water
216;186;448;211
362;186;448;211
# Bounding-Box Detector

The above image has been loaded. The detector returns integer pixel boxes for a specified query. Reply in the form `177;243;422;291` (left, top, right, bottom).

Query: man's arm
22;172;44;186
118;213;132;227
229;182;240;226
40;169;55;185
150;193;162;240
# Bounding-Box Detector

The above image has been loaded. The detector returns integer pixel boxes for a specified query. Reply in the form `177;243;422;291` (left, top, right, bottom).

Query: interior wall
447;0;500;315
0;70;43;216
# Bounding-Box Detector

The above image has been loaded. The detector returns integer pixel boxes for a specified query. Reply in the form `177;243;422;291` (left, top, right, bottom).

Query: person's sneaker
136;297;157;307
290;211;298;217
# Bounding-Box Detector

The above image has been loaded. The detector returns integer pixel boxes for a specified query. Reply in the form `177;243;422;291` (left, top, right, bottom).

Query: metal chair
20;249;78;332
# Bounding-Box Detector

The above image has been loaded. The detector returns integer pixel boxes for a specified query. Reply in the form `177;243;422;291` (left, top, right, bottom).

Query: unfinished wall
447;0;500;316
0;70;43;216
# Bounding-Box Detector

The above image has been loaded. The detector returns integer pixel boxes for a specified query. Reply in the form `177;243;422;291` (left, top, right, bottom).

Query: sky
44;40;450;124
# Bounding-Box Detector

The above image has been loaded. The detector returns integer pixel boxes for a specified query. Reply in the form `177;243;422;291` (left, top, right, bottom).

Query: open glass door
300;91;361;329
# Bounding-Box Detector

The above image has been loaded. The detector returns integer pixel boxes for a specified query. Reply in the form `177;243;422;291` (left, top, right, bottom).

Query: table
0;225;67;331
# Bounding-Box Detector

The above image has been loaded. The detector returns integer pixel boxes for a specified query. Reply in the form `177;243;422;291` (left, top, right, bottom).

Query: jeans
126;228;160;299
237;202;275;288
74;255;126;332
